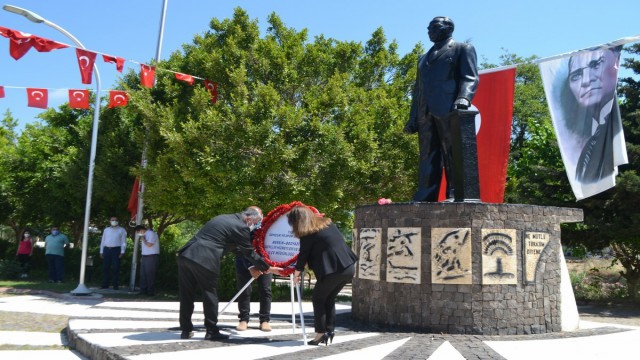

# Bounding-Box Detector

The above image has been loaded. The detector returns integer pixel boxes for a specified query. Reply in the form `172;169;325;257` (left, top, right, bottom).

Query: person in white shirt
135;224;160;296
100;216;127;290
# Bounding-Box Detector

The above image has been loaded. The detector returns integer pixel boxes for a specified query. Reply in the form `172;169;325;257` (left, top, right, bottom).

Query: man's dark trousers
102;246;121;288
235;256;272;323
177;256;221;333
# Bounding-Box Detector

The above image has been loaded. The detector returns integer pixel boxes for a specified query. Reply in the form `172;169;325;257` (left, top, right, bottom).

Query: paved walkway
1;290;639;359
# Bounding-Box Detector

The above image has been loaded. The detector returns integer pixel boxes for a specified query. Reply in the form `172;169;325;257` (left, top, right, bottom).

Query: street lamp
3;4;100;295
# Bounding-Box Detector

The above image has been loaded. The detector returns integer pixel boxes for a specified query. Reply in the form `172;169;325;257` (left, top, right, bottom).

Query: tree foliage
129;8;421;225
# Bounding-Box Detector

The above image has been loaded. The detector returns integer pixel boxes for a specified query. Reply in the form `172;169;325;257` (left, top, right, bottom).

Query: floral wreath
253;201;321;276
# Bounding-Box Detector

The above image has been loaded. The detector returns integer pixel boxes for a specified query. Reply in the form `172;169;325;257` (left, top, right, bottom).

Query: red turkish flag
26;88;48;109
140;64;156;88
127;177;140;220
75;49;97;84
0;86;5;99
68;89;90;109
102;54;125;72
0;27;68;60
203;79;218;104
32;36;68;52
175;72;195;85
108;91;128;108
6;29;34;60
437;68;516;203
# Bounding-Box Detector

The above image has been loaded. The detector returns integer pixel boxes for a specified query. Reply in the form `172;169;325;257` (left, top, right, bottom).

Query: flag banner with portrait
438;67;516;203
539;45;628;200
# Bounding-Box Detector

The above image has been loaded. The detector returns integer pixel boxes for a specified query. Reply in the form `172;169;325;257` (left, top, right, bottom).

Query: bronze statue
405;16;479;202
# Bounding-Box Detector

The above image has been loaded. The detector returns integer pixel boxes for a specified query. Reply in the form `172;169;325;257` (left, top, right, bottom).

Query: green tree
0;110;18;231
127;8;420;226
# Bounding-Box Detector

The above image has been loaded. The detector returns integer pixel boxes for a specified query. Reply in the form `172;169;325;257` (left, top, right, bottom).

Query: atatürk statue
405;16;479;202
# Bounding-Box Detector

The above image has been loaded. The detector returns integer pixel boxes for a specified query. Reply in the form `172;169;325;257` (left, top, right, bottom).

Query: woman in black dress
288;206;357;346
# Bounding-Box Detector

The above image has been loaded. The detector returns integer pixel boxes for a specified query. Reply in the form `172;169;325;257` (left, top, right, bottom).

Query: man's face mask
110;221;119;227
51;230;60;236
249;220;262;232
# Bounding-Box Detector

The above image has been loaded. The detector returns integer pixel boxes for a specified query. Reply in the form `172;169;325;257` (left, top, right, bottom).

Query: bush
571;267;629;302
0;258;21;280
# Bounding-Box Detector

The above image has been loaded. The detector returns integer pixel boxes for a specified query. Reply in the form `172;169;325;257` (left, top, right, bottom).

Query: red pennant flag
437;68;516;203
7;30;34;60
26;88;48;109
68;89;90;109
204;79;218;104
32;36;68;52
0;26;69;60
127;177;140;220
75;49;97;84
102;54;125;72
175;72;195;85
140;64;156;88
108;91;128;108
0;86;5;99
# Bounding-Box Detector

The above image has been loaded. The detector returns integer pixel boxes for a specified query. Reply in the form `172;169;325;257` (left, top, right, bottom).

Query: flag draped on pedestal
438;67;517;203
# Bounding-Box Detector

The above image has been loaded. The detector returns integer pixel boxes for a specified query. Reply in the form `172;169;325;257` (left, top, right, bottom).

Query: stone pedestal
449;109;480;202
352;202;583;335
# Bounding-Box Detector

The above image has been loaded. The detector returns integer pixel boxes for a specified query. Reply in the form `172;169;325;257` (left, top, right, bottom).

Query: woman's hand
267;267;284;276
293;270;302;285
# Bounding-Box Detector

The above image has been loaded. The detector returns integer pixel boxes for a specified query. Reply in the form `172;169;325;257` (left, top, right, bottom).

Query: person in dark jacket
289;206;357;346
176;207;282;341
404;16;479;202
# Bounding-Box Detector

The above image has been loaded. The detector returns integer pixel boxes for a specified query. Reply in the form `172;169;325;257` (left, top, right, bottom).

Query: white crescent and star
206;82;215;91
79;55;90;68
72;91;85;100
31;90;44;100
114;94;126;103
470;104;482;135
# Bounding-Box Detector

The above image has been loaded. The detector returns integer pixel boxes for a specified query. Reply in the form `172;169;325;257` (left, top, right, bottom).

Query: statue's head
428;16;454;43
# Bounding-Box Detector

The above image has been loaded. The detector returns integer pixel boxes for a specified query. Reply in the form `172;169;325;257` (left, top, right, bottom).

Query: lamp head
3;4;45;23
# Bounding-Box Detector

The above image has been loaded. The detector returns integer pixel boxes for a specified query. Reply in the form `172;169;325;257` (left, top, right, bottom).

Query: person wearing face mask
44;226;70;283
234;206;273;332
134;224;160;296
15;230;34;278
100;217;127;290
175;206;284;341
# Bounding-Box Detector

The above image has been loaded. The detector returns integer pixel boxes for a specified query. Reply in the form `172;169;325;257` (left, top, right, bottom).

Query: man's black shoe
204;331;229;341
180;331;193;339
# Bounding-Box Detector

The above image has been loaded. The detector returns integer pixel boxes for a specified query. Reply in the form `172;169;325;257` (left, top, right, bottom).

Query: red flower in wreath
253;201;321;276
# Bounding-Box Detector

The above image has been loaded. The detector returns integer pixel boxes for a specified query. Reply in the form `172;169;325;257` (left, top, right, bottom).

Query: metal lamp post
3;4;101;295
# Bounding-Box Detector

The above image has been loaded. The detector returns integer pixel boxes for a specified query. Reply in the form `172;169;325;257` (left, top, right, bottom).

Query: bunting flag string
0;25;219;104
0;85;137;109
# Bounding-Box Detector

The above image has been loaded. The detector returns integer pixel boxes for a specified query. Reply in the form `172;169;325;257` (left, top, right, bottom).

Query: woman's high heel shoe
327;331;335;344
307;333;329;346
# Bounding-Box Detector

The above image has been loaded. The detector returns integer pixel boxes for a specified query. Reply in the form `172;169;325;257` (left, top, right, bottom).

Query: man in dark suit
176;207;281;341
405;16;479;202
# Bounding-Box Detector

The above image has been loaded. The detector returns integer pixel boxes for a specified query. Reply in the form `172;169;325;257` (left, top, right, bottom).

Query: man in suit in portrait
405;16;479;202
176;207;282;341
564;47;623;185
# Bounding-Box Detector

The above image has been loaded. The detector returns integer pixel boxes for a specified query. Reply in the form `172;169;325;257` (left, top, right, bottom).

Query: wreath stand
219;270;308;344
